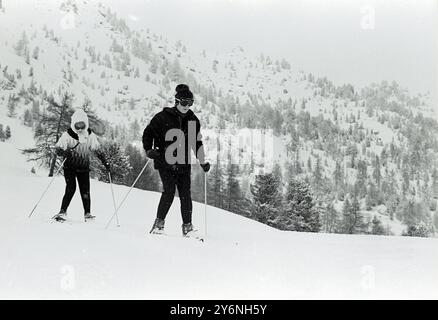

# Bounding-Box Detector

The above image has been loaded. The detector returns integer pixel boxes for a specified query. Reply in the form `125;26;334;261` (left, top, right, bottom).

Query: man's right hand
146;149;160;160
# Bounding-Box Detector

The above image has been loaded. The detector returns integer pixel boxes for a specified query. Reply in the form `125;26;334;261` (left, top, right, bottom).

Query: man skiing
143;84;210;236
53;109;110;222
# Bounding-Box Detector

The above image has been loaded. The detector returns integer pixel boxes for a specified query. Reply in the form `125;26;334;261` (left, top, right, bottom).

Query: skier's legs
77;171;91;214
176;171;192;224
157;169;177;220
61;169;77;212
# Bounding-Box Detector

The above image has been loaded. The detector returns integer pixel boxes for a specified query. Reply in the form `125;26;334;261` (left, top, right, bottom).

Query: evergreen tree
402;222;432;238
372;155;381;187
224;149;242;214
32;46;39;60
282;178;321;232
355;160;368;198
250;172;282;226
346;143;358;168
333;161;343;190
431;168;438;199
321;201;339;233
272;162;282;186
22;93;76;176
92;141;131;183
23;109;33;126
124;144;160;192
5;125;11;140
207;136;224;208
313;157;323;185
371;216;385;235
7;94;18;118
342;193;363;234
191;165;205;203
0;124;5;141
433;212;438;230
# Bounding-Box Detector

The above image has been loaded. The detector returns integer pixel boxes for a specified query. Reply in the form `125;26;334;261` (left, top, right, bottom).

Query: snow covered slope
0;119;437;299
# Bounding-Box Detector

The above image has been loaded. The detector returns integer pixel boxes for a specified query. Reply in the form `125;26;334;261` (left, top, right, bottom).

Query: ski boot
149;218;165;234
182;222;196;237
84;212;96;221
52;210;67;222
182;223;203;241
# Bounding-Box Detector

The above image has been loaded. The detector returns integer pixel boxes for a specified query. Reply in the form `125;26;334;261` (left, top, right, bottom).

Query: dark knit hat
175;84;193;100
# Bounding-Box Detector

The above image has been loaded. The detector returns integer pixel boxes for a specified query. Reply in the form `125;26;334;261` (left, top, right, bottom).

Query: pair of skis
150;229;204;242
51;213;95;223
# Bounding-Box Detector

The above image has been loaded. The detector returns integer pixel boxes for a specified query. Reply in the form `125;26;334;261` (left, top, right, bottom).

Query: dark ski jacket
142;107;205;173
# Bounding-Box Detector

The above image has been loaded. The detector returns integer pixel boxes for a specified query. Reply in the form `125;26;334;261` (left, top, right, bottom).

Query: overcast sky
103;0;437;104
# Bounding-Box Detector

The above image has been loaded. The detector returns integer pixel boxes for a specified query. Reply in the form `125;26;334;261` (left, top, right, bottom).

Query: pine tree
313;157;323;186
321;201;339;233
282;178;321;232
250;172;282;226
224;149;242;214
32;46;39;60
7;94;18;118
346;143;358;168
333;161;343;189
14;31;28;56
5;125;11;140
22;92;77;176
432;168;438;199
124;144;160;192
372;155;381;187
355;160;368;198
92;141;131;183
371;216;385;235
402;222;432;238
0;124;5;141
272;162;282;187
342;193;363;234
23;109;33;126
191;166;205;203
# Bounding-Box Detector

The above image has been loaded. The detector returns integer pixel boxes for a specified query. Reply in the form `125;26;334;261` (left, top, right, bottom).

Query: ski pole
28;158;67;218
108;171;120;227
204;171;208;239
104;159;151;229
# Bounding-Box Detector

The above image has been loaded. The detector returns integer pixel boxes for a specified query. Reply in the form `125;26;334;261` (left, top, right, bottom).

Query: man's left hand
200;162;210;173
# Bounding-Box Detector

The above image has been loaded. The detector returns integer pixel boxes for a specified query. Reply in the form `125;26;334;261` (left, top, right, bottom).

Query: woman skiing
53;109;110;222
143;84;210;236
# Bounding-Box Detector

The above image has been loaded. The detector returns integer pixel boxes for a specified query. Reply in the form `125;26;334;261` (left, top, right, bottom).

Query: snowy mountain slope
0;120;437;299
0;0;437;238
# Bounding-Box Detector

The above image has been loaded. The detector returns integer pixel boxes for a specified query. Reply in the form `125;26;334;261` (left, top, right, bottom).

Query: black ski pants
157;168;192;224
61;169;91;214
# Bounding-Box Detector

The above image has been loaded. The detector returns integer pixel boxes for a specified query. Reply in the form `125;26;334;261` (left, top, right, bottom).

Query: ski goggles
74;121;86;130
176;98;194;107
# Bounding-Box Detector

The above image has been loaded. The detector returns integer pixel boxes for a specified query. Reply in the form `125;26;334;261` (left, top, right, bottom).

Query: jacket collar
164;107;194;120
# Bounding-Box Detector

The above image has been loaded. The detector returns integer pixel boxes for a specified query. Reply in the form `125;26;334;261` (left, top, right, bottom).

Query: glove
57;147;72;158
103;161;111;172
146;149;160;160
200;162;210;173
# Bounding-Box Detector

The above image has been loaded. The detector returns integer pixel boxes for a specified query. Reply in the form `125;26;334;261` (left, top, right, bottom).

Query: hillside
0;117;437;299
0;0;437;238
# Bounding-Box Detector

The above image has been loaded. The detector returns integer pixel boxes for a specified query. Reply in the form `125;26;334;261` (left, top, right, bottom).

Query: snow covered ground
0;119;437;300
